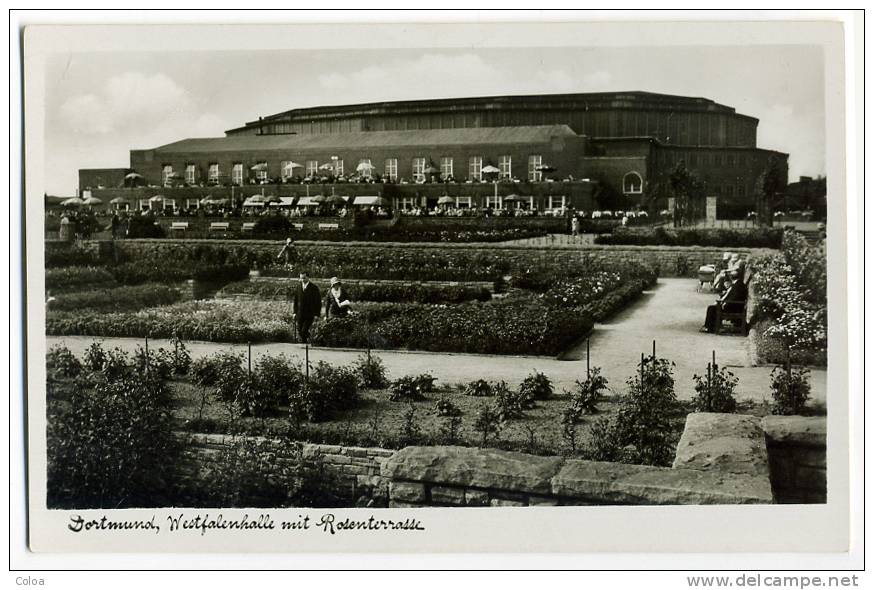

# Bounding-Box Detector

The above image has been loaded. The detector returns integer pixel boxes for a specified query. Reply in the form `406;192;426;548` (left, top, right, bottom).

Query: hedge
220;279;492;304
46;267;117;293
48;283;184;313
594;226;784;248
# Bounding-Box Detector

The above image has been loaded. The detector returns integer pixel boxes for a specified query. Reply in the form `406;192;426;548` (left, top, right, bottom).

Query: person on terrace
702;268;747;333
324;277;353;318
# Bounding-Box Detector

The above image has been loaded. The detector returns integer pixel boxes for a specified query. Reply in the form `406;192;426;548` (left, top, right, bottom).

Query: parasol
310;195;327;204
61;197;84;207
356;161;375;172
81;196;103;205
250;163;268;171
481;165;501;174
437;195;455;205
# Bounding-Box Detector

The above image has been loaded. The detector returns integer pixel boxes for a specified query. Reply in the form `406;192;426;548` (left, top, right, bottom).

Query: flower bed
46;266;117;293
748;232;826;366
220;279;492;304
595;226;783;248
48;283;185;313
310;299;594;356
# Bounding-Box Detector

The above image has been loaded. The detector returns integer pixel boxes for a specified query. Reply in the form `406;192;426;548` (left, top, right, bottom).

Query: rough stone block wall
761;416;827;503
185;434;394;505
382;413;774;507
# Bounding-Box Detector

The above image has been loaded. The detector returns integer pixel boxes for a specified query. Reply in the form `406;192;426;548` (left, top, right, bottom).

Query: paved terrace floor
47;278;826;404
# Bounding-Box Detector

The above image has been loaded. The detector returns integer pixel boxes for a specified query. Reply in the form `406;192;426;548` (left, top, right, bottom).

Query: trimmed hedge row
220;279;492;304
595;226;783;248
46;267;117;292
48;283;185;313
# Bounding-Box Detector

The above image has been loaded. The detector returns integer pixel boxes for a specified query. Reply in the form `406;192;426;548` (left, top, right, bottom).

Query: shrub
109;261;191;286
770;365;811;415
133;345;174;383
353;352;390;389
45;243;101;268
434;397;462;417
126;215;166;238
585;417;625;462
493;381;534;421
46;344;82;378
398;404;423;446
464;379;493;397
47;371;181;508
565;367;609;422
254;353;304;406
192;264;251;285
472;403;502;446
691;364;738;413
518;371;554;401
388;374;434;402
613;355;679;466
437;414;463;445
167;336;192;376
289;362;359;422
192;350;245;387
83;342;107;371
253;215;292;237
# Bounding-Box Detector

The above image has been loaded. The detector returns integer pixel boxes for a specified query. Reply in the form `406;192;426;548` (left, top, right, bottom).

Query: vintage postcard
15;14;859;561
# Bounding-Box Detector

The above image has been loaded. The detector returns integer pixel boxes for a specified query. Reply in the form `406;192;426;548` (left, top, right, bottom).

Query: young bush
770;365;811;415
354;352;390;389
518;371;554;401
691;364;739;413
565;367;609;422
47;371;181;508
83;342;107;372
585;417;626;463
434;397;462;417
168;336;192;376
46;344;82;378
398;404;423;446
289;362;359;422
472;403;502;446
133;345;174;383
437;414;463;445
254;353;304;406
389;376;427;402
464;379;493;397
191;351;245;387
494;381;534;421
613;355;679;467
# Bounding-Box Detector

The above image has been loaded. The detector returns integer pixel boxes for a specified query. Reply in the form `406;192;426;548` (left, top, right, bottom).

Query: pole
586;338;590;378
652;339;656;360
144;337;149;373
640;352;645;391
247;341;252;376
305;342;310;381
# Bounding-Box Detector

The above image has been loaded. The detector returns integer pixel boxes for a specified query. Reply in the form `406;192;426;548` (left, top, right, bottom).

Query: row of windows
161;155;546;186
660;151;759;168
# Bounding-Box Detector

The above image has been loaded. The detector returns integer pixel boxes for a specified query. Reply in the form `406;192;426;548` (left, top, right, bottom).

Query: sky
43;45;825;196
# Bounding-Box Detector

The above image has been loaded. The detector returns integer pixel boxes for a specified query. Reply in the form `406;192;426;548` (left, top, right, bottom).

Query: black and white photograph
14;12;860;563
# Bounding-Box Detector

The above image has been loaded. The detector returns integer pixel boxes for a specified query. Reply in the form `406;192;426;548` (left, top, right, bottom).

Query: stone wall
761;416;827;503
185;434;394;505
71;238;774;278
383;414;773;507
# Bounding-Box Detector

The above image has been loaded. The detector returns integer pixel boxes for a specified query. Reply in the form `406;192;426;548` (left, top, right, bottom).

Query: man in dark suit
292;271;321;343
702;269;748;333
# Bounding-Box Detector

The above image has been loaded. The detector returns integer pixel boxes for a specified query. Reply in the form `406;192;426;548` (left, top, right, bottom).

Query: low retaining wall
383;414;773;507
185;434;394;505
762;416;827;503
66;238;775;279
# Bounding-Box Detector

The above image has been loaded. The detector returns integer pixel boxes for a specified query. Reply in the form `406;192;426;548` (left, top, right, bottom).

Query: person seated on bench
702;268;747;333
711;252;734;294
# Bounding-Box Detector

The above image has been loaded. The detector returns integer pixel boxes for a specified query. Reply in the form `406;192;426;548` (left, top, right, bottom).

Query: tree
648;161;706;227
755;156;788;226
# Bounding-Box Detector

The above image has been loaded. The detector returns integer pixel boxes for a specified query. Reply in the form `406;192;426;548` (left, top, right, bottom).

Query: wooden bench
292;223;304;230
715;267;753;335
209;222;231;234
318;223;340;230
170;222;189;234
241;222;256;233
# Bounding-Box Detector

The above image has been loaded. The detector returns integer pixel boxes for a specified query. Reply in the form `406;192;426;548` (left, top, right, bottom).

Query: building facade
84;91;789;213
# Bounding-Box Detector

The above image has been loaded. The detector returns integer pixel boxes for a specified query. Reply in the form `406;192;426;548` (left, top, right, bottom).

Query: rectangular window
498;155;512;179
232;163;243;186
455;196;472;208
528;155;542;181
412;157;426;183
440;157;454;179
334;159;344;176
306;160;319;178
162;165;174;187
186;198;200;210
468;156;482;182
548;195;567;210
358;158;372;179
384;158;398;181
185;164;196;185
399;196;416;210
255;161;268;182
208;163;220;184
486;195;502;209
281;161;295;179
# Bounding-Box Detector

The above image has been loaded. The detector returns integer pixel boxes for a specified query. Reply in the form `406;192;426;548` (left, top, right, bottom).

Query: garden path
47;278;826;404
